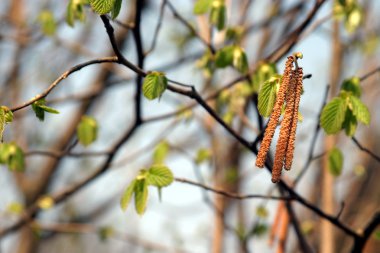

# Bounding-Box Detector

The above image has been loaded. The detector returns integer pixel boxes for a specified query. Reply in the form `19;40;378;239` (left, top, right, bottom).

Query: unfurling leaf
37;10;57;36
98;226;114;242
342;109;357;137
210;0;226;30
232;46;248;73
251;63;278;92
320;97;347;134
134;179;148;215
90;0;115;15
146;165;174;188
153;141;170;164
37;195;55;209
195;148;212;164
194;0;212;15
341;77;361;97
77;116;98;146
120;179;137;211
32;98;59;121
258;76;281;117
348;96;370;125
0;143;25;172
328;147;344;176
215;45;234;68
142;72;168;100
66;0;87;27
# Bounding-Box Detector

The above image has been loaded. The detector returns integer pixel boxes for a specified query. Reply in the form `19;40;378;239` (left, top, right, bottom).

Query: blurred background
0;0;379;252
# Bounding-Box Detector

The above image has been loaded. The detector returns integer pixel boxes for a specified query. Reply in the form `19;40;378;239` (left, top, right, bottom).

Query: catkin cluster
255;56;303;183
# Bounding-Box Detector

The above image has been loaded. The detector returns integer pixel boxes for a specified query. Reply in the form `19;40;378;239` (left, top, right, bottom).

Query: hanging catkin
255;56;294;168
271;70;297;183
284;67;303;170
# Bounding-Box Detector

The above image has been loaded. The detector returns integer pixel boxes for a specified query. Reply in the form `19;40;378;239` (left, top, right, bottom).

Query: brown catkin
271;70;297;183
284;67;303;170
255;56;294;168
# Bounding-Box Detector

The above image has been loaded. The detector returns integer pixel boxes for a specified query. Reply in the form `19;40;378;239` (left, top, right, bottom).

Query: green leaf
142;72;168;100
215;45;234;68
120;179;136;211
320;97;347;134
32;98;59;121
194;0;212;15
251;63;277;93
210;0;226;30
153;141;170;164
66;0;86;27
90;0;115;15
77;116;98;146
328;147;344;176
349;96;370;125
0;143;25;172
134;179;148;215
345;6;362;33
8;145;25;172
256;206;269;218
341;77;361;97
232;46;248;73
0;108;5;140
342;109;357;137
38;10;56;36
98;226;114;242
146;165;174;188
6;202;24;215
258;76;280;117
250;223;268;237
374;230;380;241
195;148;212;164
111;0;122;19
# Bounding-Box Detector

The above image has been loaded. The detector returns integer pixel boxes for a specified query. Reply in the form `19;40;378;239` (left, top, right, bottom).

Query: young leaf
153;141;170;164
258;77;280;117
142;72;168;100
328;147;344;176
134;179;148;215
90;0;115;15
194;0;212;15
341;77;361;97
37;195;55;209
210;0;226;30
232;46;248;73
146;165;174;188
0;108;5;140
251;63;278;92
32;98;59;121
66;0;86;27
320;97;347;134
0;143;25;172
37;10;57;36
342;109;357;137
215;45;234;68
120;179;137;211
111;0;122;19
98;226;114;242
349;96;370;125
8;145;25;172
77;116;98;146
345;6;362;33
195;148;212;164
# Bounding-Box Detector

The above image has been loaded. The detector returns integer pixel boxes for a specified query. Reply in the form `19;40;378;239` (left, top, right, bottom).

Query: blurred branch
174;177;294;201
145;0;167;55
166;1;215;53
352;136;380;163
30;221;192;253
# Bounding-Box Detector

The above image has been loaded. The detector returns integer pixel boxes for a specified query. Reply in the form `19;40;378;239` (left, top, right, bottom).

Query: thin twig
352;136;380;163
